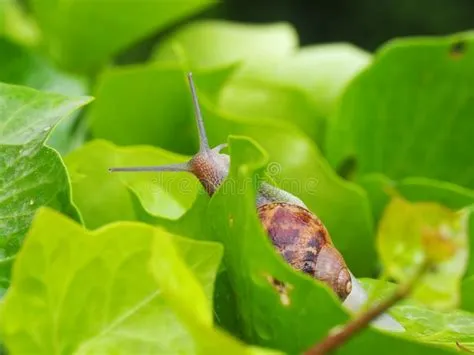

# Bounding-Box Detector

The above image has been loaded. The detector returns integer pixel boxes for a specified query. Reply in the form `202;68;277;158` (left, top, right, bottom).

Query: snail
109;73;404;331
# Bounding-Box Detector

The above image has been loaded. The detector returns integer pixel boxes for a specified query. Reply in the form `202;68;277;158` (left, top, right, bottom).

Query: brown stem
304;262;430;355
456;341;474;353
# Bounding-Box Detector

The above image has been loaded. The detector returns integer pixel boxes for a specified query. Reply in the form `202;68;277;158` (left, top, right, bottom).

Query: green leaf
361;279;474;352
149;226;280;355
358;174;474;225
218;44;371;147
0;207;227;354
201;104;376;276
461;276;474;312
153;20;298;69
89;65;376;275
377;196;469;309
0;83;91;261
89;65;234;155
206;135;454;354
154;21;370;148
0;0;40;47
29;0;216;72
0;37;88;154
65;139;200;229
327;32;474;189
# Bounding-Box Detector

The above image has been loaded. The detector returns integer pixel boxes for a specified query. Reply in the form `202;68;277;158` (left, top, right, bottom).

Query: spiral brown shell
257;202;352;300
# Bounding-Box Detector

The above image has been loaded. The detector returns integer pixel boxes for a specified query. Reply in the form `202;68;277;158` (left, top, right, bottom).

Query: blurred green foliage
0;0;473;354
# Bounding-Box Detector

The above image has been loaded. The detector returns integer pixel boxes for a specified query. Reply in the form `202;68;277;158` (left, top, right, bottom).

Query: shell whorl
257;202;352;300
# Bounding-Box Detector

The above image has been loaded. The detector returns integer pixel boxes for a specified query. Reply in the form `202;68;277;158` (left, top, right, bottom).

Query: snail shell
258;202;352;300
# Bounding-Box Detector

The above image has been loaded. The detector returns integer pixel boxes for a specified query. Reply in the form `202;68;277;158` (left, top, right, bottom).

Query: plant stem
304;262;430;355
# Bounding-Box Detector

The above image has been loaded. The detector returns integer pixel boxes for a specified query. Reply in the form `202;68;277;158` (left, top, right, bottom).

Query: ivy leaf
327;32;474;190
0;207;231;354
89;65;234;155
0;83;91;261
28;0;216;72
206;136;454;354
377;196;469;309
65;139;200;229
0;37;88;154
153;20;298;69
153;21;370;148
149;225;280;355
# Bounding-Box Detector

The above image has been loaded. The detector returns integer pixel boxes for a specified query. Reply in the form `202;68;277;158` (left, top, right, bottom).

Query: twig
456;341;474;353
304;262;430;355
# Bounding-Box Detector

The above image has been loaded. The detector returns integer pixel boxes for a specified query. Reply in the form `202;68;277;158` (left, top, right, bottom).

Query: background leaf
89;65;234;155
154;20;371;148
376;197;469;309
0;37;88;154
327;32;474;190
29;0;216;72
153;20;298;69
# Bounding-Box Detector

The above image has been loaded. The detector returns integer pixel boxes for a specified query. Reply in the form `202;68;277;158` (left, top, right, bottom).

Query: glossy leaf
328;32;474;189
153;21;370;147
0;83;91;260
153;20;298;69
149;226;280;355
29;0;216;72
377;197;469;309
65;139;200;229
0;37;88;154
206;135;453;354
0;207;228;354
89;64;234;155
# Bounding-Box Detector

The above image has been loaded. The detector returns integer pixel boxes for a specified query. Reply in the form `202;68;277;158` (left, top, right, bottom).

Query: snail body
109;73;403;331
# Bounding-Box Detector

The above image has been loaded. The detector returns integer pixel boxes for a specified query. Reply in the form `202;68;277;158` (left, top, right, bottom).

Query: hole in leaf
265;274;293;306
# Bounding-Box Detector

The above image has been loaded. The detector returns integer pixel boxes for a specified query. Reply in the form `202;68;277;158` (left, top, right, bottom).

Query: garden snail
109;73;404;331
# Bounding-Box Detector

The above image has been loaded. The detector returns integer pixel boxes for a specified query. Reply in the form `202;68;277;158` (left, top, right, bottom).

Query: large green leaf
376;196;469;309
88;65;376;276
153;20;298;69
0;83;91;260
206;135;454;354
153;21;370;148
0;207;230;354
327;32;474;189
28;0;215;72
89;65;234;155
149;224;280;355
65;139;200;229
0;37;88;154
